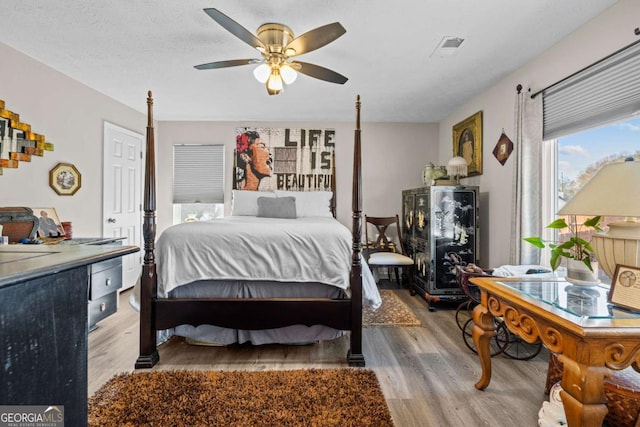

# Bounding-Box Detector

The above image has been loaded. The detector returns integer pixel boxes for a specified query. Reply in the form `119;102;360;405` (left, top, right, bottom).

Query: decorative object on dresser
0;98;54;175
49;162;81;195
402;185;479;310
0;207;38;242
492;131;514;165
30;207;65;238
452;111;483;176
422;162;446;186
445;156;468;184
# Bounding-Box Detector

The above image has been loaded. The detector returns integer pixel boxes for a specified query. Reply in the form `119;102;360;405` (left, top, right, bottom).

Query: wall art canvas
234;127;335;191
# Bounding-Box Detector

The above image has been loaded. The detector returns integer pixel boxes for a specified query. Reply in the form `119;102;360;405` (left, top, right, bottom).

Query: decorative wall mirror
0;98;54;175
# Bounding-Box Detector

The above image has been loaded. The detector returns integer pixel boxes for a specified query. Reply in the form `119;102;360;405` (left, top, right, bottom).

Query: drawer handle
105;278;111;286
99;303;106;312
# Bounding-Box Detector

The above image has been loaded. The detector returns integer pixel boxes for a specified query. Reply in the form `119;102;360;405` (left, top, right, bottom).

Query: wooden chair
364;215;415;295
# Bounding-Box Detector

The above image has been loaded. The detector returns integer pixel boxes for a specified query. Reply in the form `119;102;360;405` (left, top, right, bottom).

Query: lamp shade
558;158;640;218
446;156;468;181
557;158;640;278
253;64;271;83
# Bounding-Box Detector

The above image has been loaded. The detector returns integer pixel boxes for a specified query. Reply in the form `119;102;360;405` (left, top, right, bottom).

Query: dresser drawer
88;292;117;330
90;262;122;300
91;257;121;274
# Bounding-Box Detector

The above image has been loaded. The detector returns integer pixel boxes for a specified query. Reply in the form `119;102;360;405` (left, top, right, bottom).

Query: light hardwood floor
89;287;551;426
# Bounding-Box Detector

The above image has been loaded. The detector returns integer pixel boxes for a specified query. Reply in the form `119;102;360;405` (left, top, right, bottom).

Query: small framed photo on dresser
608;264;640;312
31;207;65;238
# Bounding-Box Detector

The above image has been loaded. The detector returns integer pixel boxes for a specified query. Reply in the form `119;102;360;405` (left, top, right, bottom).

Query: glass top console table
469;277;640;427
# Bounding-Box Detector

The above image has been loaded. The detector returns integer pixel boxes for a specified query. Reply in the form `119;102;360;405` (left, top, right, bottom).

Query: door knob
107;218;116;224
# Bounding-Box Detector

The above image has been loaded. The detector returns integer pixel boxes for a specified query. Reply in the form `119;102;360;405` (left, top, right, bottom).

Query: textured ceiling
0;0;618;122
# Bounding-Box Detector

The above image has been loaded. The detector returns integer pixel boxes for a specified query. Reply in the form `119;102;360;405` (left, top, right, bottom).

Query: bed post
348;95;365;367
330;151;337;217
135;90;160;368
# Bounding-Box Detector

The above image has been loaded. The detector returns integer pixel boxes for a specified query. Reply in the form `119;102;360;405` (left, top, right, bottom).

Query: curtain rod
530;30;640;99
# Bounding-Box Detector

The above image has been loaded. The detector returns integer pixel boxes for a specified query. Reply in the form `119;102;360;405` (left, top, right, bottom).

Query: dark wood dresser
0;243;139;426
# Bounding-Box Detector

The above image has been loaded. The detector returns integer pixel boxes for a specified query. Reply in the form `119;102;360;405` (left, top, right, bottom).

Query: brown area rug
89;369;394;427
363;290;421;327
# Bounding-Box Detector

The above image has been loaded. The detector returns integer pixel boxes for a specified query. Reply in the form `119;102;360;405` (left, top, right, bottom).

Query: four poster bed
135;92;377;368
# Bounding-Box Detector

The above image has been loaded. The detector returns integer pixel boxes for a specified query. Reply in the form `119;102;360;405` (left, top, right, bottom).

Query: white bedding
156;216;382;309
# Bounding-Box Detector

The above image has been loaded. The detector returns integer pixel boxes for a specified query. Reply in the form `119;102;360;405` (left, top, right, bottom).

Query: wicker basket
546;353;640;427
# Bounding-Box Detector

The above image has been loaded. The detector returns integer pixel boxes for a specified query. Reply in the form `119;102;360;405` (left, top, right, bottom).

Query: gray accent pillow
257;196;297;219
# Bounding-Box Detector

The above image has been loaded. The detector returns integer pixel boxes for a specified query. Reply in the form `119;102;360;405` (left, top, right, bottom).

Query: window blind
173;144;224;204
543;40;640;140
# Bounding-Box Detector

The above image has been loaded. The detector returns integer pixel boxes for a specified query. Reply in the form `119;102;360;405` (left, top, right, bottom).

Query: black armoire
402;186;479;309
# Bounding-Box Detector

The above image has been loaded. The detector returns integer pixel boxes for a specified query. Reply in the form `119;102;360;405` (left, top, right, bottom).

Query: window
173;144;225;224
539;39;640;280
543;116;640;281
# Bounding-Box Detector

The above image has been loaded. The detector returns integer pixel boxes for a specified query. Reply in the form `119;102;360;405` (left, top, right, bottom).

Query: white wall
156;121;437;233
437;0;639;267
0;38;437;238
0;42;146;237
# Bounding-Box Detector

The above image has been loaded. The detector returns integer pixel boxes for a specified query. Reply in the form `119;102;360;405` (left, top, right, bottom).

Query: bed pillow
257;196;297;219
274;190;333;217
231;190;276;216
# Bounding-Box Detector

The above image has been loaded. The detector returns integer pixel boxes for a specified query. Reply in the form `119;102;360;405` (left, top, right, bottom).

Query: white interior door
103;122;143;290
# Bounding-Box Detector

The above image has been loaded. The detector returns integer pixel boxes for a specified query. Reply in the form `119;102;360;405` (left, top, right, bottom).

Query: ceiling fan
194;8;348;95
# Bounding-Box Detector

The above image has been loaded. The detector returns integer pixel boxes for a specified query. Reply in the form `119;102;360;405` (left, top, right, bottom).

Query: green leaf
546;218;568;229
583;216;602;229
549;252;561;271
523;237;545;248
583;258;594;272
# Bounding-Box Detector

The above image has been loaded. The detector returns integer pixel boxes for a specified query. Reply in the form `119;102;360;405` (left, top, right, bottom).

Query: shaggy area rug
363;290;421;327
89;369;394;427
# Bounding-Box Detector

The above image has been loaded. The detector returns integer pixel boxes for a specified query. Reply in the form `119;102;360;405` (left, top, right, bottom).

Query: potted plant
523;215;603;285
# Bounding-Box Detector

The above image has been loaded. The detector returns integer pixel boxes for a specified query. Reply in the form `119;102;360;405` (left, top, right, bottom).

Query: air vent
430;36;465;58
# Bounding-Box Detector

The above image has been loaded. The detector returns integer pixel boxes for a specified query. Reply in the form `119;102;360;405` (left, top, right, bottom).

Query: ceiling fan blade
285;22;346;56
194;59;261;70
292;61;348;84
204;8;265;50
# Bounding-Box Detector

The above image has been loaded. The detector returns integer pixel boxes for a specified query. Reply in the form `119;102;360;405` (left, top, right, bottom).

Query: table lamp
446;156;468;184
557;157;640;278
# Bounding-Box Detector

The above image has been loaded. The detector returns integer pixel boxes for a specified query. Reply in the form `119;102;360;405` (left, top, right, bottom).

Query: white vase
565;259;600;286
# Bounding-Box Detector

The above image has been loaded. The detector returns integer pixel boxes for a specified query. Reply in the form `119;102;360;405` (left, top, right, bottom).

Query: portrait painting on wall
234;127;336;191
452;111;483;176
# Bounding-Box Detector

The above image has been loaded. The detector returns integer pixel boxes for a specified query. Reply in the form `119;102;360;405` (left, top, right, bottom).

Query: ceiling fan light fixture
267;69;284;93
253;63;271;83
280;64;298;84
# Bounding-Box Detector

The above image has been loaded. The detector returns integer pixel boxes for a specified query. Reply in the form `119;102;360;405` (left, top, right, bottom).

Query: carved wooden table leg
472;303;496;390
558;354;609;427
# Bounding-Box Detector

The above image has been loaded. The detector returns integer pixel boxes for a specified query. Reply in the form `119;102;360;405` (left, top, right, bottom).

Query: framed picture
31;207;65;238
49;162;81;195
608;264;640;312
452;111;483;176
492;132;514;166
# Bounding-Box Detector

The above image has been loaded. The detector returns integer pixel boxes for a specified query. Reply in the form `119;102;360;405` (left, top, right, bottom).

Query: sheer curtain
510;87;543;265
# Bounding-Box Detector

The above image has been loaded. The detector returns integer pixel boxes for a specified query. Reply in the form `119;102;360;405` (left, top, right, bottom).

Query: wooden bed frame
135;91;365;368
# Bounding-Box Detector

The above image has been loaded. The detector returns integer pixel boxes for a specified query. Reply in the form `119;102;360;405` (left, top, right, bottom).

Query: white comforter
156;216;382;309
